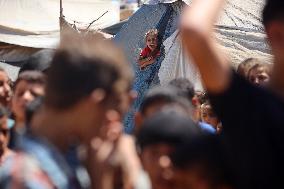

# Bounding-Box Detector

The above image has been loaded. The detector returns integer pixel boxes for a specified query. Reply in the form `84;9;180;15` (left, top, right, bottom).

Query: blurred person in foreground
171;134;235;189
0;33;134;189
136;108;202;189
181;0;284;188
0;106;14;165
134;86;216;189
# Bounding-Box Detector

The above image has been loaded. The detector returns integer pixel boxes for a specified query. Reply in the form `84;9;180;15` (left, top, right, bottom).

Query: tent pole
60;0;63;38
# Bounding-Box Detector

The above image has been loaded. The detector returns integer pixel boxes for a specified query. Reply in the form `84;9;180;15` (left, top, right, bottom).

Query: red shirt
140;46;152;58
140;46;160;59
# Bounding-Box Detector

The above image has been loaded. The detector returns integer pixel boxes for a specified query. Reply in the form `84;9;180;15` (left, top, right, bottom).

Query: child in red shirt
138;29;160;70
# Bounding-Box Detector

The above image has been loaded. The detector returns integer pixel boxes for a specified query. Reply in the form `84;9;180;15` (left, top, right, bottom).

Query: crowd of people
0;0;283;188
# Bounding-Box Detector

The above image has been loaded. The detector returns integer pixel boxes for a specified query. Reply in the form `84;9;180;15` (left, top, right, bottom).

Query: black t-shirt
208;71;284;189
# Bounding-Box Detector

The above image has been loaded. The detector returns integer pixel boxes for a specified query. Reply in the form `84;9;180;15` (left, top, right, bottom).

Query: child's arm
138;56;156;70
181;0;231;94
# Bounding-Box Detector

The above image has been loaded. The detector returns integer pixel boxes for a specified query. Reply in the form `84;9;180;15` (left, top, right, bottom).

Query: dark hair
45;34;133;110
169;78;195;101
247;63;272;80
139;86;192;115
14;71;46;90
136;110;201;150
19;49;55;74
262;0;284;27
171;134;236;188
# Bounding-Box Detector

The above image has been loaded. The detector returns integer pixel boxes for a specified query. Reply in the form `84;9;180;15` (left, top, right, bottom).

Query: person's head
262;0;284;65
135;86;192;132
19;49;55;74
247;63;272;86
169;78;195;101
44;34;133;143
168;78;207;123
137;109;201;189
171;134;236;189
237;58;261;78
145;29;159;51
0;67;12;108
200;101;220;129
0;106;11;158
11;71;46;125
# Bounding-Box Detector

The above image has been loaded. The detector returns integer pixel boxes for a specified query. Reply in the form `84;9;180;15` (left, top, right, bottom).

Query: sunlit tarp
115;0;272;133
115;1;185;132
0;0;120;48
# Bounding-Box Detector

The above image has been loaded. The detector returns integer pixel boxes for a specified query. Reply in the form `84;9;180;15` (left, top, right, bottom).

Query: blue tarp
114;2;185;133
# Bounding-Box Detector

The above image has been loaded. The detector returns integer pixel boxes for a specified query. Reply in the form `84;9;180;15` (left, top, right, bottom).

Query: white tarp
0;0;120;48
154;0;272;87
158;30;202;90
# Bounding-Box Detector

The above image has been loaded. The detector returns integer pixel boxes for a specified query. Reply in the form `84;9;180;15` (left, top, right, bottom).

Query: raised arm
181;0;231;94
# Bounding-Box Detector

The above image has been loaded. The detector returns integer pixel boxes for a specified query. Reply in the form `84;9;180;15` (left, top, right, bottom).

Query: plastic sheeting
115;0;272;133
115;1;185;132
0;43;39;63
158;30;202;90
215;0;272;64
0;0;120;48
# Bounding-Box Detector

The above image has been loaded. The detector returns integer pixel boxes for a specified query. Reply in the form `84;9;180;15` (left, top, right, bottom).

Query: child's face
248;67;270;86
146;35;158;51
201;105;219;129
12;80;45;122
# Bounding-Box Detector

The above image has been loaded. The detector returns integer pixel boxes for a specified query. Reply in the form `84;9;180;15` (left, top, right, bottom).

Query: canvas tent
0;0;120;74
114;0;272;132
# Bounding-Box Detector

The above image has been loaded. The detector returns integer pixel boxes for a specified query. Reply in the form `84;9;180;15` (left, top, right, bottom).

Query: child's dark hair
169;78;195;101
139;86;192;115
14;71;46;90
137;109;201;151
